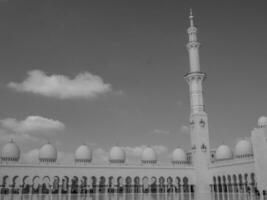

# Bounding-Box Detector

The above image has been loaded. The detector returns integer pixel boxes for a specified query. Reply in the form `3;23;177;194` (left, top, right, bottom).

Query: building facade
1;11;267;200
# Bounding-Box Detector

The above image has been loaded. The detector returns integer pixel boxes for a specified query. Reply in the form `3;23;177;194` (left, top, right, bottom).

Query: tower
184;9;211;199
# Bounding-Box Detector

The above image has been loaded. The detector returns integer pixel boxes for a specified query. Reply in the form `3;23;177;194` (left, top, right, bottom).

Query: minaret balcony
187;41;200;50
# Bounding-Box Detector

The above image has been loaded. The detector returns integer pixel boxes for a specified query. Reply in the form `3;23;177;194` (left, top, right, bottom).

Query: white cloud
153;129;170;135
23;150;74;164
0;129;41;146
122;145;168;157
0;116;65;133
94;148;109;162
58;151;74;164
180;125;190;134
22;149;39;163
8;70;112;99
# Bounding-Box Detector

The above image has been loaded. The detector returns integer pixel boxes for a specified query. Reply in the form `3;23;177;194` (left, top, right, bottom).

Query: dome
258;116;267;128
171;147;187;164
109;146;125;163
75;144;92;162
1;139;20;161
39;143;57;162
234;140;253;158
141;146;157;164
215;145;233;160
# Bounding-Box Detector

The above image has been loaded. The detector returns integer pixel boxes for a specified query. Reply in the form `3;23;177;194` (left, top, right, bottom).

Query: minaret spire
189;8;194;27
185;9;206;114
186;8;200;72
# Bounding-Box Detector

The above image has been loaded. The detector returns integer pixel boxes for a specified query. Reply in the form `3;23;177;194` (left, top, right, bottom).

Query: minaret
184;9;211;200
185;9;206;114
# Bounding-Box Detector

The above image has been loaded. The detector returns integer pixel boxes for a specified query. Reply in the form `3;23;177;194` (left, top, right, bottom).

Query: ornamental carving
199;119;205;127
190;120;195;129
201;143;207;152
186;42;200;50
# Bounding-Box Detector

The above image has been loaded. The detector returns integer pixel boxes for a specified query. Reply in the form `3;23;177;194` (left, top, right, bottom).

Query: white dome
109;146;125;163
234;140;253;157
1;139;20;161
141;146;157;164
75;144;92;162
215;145;233;160
39;143;57;162
171;148;187;164
258;116;267;128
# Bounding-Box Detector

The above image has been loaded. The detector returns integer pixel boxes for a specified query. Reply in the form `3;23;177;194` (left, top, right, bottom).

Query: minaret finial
189;8;194;27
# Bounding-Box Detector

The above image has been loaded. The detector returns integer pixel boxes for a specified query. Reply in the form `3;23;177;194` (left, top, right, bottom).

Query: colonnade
210;173;267;200
0;175;194;197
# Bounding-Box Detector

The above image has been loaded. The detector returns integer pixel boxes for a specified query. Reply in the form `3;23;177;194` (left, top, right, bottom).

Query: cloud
22;149;39;163
153;129;170;135
93;148;109;162
20;145;169;164
0;128;41;145
0;116;65;133
122;145;168;158
58;151;74;164
22;149;74;164
8;70;112;99
180;125;190;134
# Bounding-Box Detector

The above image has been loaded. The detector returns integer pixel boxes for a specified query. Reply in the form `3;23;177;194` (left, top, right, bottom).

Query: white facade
1;11;267;200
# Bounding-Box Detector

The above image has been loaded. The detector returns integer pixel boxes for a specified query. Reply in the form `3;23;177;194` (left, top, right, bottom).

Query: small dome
258;116;267;128
109;146;125;163
171;147;187;164
234;140;253;157
215;145;233;160
39;143;57;162
141;146;157;164
1;139;20;161
75;144;92;162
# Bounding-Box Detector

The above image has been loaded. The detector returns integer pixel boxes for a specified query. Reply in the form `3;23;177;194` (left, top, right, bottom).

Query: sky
0;0;267;163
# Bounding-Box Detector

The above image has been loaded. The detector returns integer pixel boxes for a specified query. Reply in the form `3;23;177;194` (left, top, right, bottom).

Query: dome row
215;139;253;161
1;141;188;164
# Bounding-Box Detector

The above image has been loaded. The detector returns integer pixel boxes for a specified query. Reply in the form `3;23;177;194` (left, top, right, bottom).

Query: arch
243;173;249;193
125;176;132;193
244;173;248;183
22;176;30;194
133;177;140;193
167;176;173;185
167;176;174;193
89;176;97;194
142;176;149;193
238;174;243;193
159;176;165;193
12;175;19;185
71;176;79;194
32;176;40;194
41;176;50;194
232;174;238;194
250;173;255;186
117;176;123;193
91;176;97;186
1;176;9;194
52;176;60;194
80;176;87;194
11;176;20;194
108;176;115;193
227;175;232;194
61;176;69;194
150;177;157;193
175;177;181;193
183;177;189;193
1;175;8;186
99;176;106;193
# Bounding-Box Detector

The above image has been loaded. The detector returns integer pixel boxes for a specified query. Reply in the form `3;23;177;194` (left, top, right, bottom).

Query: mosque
1;11;267;200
